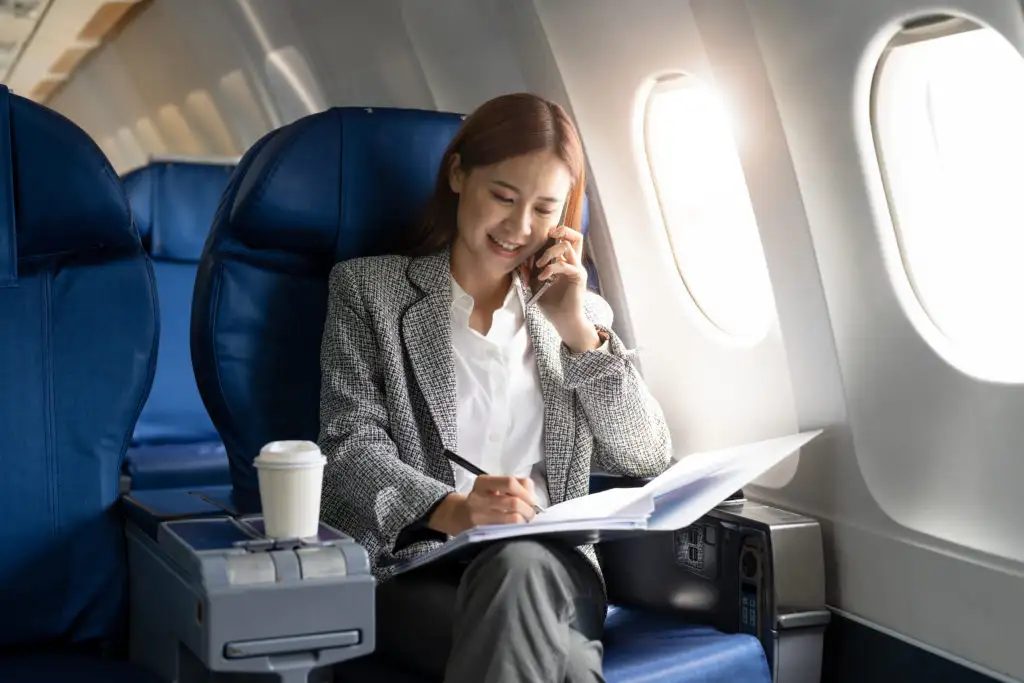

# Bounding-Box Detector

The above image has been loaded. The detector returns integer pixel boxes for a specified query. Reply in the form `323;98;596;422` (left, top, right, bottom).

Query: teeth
490;235;520;252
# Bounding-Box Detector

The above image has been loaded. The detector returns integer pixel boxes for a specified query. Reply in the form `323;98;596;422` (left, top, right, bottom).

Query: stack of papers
394;430;821;574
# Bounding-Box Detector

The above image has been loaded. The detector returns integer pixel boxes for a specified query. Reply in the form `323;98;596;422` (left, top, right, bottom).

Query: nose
510;205;531;239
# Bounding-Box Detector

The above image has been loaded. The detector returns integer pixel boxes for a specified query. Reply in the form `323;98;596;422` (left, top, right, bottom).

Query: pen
443;449;546;514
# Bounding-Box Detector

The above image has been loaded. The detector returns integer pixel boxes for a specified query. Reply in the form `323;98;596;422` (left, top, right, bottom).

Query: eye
491;191;513;204
535;206;555;217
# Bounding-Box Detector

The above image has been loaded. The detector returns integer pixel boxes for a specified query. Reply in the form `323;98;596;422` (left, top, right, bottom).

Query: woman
319;93;672;682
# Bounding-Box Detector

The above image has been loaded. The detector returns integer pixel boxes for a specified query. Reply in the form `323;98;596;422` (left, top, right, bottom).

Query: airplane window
873;20;1024;377
644;76;775;342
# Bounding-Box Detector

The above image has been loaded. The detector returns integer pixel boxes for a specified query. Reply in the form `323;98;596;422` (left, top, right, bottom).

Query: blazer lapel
402;250;458;454
519;280;574;505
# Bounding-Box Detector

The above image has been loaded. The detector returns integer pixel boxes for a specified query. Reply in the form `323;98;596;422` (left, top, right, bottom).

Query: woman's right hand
429;476;538;536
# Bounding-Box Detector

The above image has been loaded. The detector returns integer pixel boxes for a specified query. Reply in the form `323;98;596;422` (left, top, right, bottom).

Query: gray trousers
375;539;608;682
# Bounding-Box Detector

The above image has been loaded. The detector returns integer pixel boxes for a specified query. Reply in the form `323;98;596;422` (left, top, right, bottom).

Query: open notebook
392;430;822;575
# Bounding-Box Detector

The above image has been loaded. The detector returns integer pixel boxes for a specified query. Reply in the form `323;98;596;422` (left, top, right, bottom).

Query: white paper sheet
433;430;821;543
646;430;821;530
645;431;821;499
531;485;654;523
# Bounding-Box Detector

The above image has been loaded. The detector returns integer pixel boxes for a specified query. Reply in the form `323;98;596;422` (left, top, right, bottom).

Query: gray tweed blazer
318;247;672;584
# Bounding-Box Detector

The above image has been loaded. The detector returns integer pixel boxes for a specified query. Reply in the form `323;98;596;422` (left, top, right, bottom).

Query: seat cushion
132;261;220;446
125;442;230;490
333;608;771;683
603;607;771;683
0;653;164;683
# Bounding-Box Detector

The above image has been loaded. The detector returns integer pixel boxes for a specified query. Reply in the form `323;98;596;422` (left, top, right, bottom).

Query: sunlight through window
874;21;1024;377
645;76;775;341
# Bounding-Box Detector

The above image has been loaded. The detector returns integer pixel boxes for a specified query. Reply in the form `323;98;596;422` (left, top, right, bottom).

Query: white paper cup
254;440;326;539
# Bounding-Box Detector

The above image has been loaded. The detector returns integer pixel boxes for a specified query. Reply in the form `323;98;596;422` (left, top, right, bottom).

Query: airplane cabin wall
531;0;802;482
536;0;1024;680
743;0;1024;679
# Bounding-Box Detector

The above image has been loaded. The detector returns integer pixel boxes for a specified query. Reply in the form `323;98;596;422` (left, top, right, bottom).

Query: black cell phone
530;236;559;286
527;201;570;306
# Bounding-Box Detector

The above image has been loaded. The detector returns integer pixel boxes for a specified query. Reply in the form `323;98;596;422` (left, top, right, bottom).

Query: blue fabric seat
0;86;161;680
603;608;770;682
0;653;165;683
121;160;234;490
191;106;770;683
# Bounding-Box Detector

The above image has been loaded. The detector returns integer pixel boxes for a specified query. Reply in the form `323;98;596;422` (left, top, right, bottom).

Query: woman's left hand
521;225;603;353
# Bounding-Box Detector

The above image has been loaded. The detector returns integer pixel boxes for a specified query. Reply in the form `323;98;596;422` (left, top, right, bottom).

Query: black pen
444;450;546;514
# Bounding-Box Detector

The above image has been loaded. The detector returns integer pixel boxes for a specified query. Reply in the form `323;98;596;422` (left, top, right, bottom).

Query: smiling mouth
488;234;524;253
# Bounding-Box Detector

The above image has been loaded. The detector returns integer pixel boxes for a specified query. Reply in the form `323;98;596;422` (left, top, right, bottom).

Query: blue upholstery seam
210;132;273;242
93;139;134;224
206;262;240;437
197;145;266;464
213;244;319;268
117;252;162;481
148;162;158;251
333;111;345;258
0;88;14;287
247;131;302;220
19;243;130;265
41;269;58;539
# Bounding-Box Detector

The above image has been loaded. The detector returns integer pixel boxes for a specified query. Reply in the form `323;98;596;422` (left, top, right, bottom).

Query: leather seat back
0;87;158;646
192;108;463;510
123;160;233;445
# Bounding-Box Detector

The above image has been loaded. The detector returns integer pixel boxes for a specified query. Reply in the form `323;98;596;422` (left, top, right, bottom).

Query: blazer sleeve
318;264;454;556
560;292;673;477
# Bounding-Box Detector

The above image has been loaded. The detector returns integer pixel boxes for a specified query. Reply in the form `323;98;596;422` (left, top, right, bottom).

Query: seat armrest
596;499;828;683
125;516;375;682
121;486;235;539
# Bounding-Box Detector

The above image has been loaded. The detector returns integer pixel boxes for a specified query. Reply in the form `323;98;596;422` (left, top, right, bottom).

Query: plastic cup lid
254;440;326;468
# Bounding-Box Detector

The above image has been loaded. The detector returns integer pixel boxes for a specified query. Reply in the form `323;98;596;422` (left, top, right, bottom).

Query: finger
562;243;581;267
495;512;528;525
475;475;539;512
516;477;540;505
539;260;583;283
475;475;519;494
485;495;535;522
470;509;526;527
499;476;539;508
552;224;583;247
552;225;584;258
539;239;572;268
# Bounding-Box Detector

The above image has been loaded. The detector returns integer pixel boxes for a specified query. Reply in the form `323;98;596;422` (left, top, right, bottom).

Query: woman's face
449;149;573;280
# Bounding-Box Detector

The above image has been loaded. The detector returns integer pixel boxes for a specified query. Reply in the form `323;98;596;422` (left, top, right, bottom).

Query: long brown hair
407;93;586;256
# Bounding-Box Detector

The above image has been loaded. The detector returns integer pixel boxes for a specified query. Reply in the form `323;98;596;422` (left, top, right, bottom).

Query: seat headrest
123;160;235;261
227;107;465;262
0;86;133;288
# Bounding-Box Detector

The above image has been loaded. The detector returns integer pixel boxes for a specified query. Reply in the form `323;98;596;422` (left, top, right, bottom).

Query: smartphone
526;201;570;306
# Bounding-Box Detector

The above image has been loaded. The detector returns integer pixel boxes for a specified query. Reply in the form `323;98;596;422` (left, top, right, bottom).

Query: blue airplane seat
191;107;465;515
0;86;162;682
121;160;234;490
190;106;770;683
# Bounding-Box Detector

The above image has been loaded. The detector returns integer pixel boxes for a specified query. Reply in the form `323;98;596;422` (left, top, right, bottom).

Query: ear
448;153;465;194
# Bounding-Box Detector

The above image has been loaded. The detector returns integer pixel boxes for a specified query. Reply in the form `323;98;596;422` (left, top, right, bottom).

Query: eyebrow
492;180;560;204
